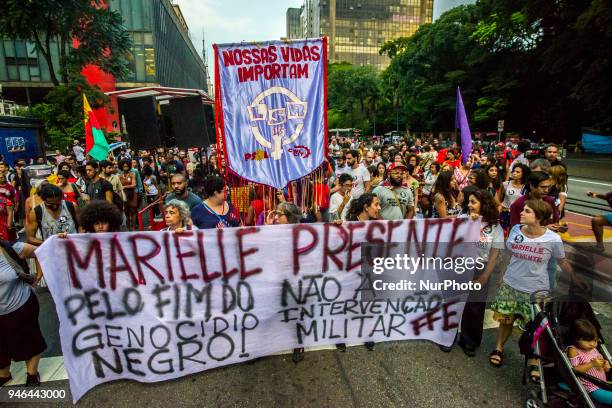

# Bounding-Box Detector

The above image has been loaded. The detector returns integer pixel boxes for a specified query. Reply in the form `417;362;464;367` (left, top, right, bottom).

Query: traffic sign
497;120;504;132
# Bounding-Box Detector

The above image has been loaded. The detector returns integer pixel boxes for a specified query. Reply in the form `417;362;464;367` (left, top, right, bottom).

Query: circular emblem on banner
514;234;524;243
483;225;492;234
247;86;308;160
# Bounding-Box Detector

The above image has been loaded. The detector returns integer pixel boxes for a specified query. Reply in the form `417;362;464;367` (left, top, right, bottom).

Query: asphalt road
565;152;612;181
557;153;611;216
566;176;611;216
3;153;610;407
17;288;612;407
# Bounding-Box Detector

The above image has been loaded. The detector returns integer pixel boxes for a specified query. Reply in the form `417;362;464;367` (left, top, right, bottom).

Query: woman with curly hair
431;170;459;218
405;153;422;180
118;159;138;230
77;200;123;233
499;163;530;231
444;189;504;356
346;192;380;352
346;192;381;222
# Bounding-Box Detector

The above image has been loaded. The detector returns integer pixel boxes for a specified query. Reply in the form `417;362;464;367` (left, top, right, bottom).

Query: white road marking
569;178;612;187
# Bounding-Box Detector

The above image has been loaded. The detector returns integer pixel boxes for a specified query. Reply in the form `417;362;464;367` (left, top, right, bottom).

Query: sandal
489;350;503;367
292;348;304;364
528;364;541;383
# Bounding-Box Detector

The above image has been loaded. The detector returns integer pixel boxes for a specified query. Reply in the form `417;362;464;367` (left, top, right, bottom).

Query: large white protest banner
37;218;480;402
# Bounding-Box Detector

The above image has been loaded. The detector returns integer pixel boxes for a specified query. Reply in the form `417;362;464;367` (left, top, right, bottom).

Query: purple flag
455;86;472;164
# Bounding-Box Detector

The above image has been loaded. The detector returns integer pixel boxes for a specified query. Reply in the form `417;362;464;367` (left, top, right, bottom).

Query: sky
174;0;474;88
175;0;302;85
433;0;475;20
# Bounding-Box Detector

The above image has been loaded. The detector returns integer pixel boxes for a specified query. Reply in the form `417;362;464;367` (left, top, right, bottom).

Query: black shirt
548;159;567;169
86;178;113;201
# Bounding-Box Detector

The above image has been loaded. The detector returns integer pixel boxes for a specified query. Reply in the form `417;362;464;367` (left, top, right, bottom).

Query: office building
294;0;434;70
286;7;303;39
0;0;209;130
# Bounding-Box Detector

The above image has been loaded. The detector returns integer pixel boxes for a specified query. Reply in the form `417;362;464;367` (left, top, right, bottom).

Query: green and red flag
83;94;110;161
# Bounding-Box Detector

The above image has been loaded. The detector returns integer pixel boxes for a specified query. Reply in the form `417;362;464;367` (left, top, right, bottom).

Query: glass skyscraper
295;0;434;70
286;8;303;39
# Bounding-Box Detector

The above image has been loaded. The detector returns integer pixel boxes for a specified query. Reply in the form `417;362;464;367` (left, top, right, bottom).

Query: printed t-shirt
503;224;564;293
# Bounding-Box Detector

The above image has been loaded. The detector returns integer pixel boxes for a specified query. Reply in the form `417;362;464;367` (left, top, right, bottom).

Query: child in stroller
524;296;612;408
567;319;612;405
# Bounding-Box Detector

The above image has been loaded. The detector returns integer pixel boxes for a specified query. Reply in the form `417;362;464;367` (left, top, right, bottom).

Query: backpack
34;201;79;237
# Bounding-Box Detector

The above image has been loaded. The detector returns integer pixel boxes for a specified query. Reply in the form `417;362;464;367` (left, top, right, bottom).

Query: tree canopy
327;0;612;141
31;74;111;151
0;0;132;85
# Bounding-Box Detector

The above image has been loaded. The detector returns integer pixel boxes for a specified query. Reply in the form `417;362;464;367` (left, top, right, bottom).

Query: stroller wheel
524;397;543;408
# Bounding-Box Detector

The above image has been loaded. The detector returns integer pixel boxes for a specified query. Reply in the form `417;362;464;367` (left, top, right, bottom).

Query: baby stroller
521;292;612;408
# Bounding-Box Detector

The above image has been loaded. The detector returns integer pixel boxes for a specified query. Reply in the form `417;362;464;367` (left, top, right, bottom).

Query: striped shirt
567;346;608;392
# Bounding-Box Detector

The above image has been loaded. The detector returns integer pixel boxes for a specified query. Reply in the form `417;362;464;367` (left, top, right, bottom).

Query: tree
380;0;612;141
0;0;132;85
31;74;110;151
327;63;381;133
380;6;481;132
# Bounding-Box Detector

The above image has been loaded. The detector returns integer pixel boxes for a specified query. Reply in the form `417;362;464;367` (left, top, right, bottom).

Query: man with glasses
26;184;77;245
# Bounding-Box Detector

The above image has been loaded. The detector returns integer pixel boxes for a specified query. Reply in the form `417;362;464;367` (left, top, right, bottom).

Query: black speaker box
119;96;161;149
166;96;211;148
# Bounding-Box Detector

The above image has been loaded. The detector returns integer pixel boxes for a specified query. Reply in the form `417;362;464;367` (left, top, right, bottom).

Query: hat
388;163;407;171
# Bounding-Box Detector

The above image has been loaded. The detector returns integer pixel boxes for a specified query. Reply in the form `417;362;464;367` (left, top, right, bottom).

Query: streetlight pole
394;90;399;132
396;110;399;132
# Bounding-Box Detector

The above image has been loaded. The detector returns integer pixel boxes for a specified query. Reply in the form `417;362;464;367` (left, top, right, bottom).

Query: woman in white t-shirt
451;189;505;357
488;199;584;371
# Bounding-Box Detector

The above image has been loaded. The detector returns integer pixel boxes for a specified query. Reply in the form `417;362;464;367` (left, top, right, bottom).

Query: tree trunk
33;32;59;86
59;33;69;83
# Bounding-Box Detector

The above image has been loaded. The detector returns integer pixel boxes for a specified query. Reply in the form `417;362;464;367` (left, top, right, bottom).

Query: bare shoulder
567;346;578;357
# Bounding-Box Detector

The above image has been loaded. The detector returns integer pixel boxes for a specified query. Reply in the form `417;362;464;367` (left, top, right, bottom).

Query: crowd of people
0;135;610;403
